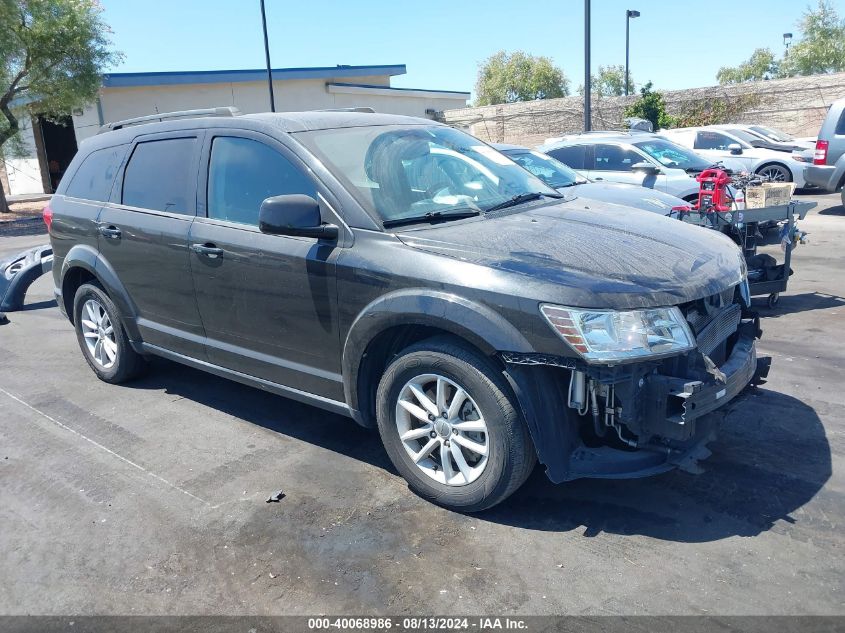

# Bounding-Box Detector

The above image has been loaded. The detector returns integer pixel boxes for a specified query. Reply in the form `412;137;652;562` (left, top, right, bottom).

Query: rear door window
593;144;641;171
694;131;735;151
545;145;588;170
122;137;197;214
65;145;127;202
207;136;316;226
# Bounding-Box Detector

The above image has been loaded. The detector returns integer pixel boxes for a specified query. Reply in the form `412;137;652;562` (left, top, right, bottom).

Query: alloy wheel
758;165;789;182
80;299;118;369
395;373;489;486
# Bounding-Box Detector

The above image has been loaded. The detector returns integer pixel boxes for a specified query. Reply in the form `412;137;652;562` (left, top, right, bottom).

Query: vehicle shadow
131;358;394;473
752;291;845;317
482;388;831;542
131;359;830;543
21;298;57;311
818;204;844;216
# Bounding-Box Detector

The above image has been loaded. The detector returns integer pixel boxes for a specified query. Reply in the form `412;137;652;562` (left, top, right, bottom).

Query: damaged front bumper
503;313;771;483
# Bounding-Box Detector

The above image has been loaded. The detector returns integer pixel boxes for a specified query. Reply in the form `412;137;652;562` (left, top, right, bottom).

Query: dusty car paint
50;112;765;485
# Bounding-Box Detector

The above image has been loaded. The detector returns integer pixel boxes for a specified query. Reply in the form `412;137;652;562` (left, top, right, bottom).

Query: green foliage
475;50;569;106
0;0;120;209
717;48;779;84
0;0;120;145
623;82;676;130
579;65;634;97
781;0;845;76
715;1;845;83
674;93;763;127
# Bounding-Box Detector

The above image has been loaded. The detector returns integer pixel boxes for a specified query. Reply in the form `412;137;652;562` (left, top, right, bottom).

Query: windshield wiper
484;191;563;213
382;208;480;228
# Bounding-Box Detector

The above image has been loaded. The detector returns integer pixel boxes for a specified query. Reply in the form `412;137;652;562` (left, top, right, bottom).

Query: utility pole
584;0;591;132
625;10;640;96
260;0;276;112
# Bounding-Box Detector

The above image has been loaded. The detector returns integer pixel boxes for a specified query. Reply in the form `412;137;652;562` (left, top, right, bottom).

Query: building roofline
102;64;408;88
327;82;470;97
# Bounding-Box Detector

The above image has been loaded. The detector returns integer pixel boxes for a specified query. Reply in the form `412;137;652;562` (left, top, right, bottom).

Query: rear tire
755;163;792;183
376;337;535;512
73;282;146;384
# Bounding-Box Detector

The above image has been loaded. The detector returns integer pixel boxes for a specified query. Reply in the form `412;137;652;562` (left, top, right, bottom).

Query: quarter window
122;138;197;214
207;136;316;226
593;145;641;172
65;145;127;202
545;145;587;170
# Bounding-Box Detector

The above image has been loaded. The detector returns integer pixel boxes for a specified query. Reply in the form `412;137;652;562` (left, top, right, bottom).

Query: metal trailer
672;200;815;309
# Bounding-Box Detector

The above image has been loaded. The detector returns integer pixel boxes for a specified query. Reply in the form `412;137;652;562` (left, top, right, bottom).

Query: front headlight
540;304;695;364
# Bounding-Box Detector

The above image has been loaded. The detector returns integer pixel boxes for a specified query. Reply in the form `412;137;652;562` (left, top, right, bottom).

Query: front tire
376;338;535;512
73;282;146;384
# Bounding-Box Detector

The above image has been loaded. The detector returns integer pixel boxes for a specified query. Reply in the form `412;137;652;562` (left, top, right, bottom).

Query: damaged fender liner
502;325;770;483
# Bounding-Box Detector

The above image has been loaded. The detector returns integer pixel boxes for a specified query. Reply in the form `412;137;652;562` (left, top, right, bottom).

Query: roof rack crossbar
316;107;376;113
98;106;241;133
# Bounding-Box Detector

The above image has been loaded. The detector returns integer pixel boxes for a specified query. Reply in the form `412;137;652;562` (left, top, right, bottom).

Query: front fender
62;244;141;342
341;289;534;419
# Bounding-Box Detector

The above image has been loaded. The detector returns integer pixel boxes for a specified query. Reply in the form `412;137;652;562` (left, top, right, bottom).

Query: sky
98;0;842;99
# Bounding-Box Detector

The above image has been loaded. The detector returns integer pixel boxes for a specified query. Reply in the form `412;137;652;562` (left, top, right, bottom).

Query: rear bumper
803;164;838;191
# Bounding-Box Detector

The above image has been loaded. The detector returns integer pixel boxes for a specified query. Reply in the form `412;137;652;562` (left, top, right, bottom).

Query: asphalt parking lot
1;193;843;616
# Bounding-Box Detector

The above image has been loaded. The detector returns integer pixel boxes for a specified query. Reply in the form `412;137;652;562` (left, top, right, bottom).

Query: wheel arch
61;245;141;341
342;289;534;428
754;160;794;181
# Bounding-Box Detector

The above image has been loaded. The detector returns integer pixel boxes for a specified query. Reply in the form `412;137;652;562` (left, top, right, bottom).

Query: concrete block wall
443;72;845;147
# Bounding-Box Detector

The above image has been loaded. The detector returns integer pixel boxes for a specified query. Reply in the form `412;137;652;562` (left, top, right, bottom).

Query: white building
2;63;469;196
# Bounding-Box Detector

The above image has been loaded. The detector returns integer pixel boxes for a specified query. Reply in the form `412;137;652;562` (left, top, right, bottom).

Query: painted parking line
0;386;211;507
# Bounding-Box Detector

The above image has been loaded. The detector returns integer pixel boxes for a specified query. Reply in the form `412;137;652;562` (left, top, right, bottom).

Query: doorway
38;116;78;193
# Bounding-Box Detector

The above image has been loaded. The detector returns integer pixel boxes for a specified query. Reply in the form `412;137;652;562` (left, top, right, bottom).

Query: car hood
397;199;746;309
564;181;684;214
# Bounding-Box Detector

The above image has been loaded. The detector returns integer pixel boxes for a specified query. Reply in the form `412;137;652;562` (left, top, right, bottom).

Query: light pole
783;32;793;56
260;0;276;112
625;9;640;97
584;0;591;131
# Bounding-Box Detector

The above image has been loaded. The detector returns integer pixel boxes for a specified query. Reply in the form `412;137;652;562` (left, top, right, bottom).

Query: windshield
750;125;793;142
295;125;557;225
727;128;763;145
634;138;711;171
504;149;587;188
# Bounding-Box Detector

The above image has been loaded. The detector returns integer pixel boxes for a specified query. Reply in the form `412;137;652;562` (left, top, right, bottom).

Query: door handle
191;243;224;258
98;225;121;239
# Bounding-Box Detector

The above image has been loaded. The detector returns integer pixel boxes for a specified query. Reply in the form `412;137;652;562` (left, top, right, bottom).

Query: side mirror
728;143;743;155
258;194;338;240
631;161;660;175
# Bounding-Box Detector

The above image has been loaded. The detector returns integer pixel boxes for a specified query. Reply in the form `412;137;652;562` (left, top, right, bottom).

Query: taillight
814;140;829;165
42;204;53;232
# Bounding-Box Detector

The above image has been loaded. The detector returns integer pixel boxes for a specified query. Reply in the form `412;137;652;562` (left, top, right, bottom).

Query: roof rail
316;106;376;113
98;106;241;133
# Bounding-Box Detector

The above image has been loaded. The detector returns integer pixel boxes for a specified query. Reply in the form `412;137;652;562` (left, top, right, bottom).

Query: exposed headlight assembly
540;304;695;364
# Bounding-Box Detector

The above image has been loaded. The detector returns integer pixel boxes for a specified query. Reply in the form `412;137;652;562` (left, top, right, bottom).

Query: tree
0;0;120;212
475;50;569;106
623;82;676;130
579;65;634;97
717;48;779;85
780;0;845;77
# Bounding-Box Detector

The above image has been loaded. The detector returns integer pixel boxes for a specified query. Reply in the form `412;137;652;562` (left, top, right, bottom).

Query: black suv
48;108;768;511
